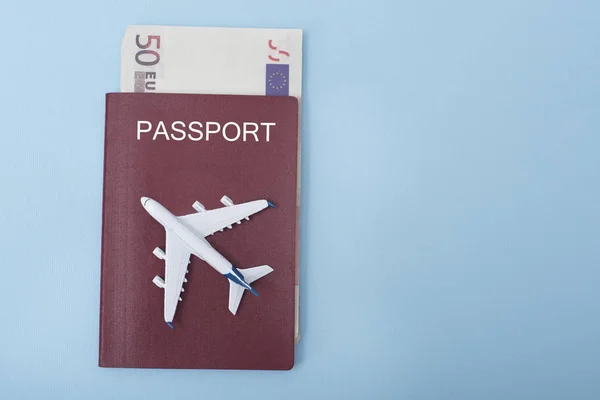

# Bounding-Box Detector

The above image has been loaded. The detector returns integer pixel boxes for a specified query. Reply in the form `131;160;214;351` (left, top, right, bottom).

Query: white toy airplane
141;195;275;328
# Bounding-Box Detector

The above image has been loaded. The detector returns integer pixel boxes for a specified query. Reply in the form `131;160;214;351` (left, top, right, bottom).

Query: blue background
1;1;599;399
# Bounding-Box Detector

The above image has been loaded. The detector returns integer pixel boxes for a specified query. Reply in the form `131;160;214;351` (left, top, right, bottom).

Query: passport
99;93;298;370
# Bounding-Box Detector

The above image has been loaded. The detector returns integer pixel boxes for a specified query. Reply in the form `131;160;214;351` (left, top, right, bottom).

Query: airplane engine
152;275;165;289
193;201;206;213
220;195;234;207
153;247;166;260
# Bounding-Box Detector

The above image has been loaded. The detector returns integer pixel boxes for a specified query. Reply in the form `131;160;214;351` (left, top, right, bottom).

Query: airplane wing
163;231;191;325
178;200;272;237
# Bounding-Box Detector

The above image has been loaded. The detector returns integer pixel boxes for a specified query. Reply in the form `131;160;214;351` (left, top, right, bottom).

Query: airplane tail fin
228;265;274;315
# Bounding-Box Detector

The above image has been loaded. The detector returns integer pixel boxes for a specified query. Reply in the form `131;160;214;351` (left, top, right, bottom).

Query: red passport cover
99;93;298;370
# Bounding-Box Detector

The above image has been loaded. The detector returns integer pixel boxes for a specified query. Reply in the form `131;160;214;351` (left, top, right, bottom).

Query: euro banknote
121;25;303;344
121;25;302;97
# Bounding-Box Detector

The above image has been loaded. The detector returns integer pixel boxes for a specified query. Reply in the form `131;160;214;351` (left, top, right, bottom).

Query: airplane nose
141;197;150;206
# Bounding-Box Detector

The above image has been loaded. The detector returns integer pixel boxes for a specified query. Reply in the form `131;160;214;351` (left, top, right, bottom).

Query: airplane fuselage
142;197;233;275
